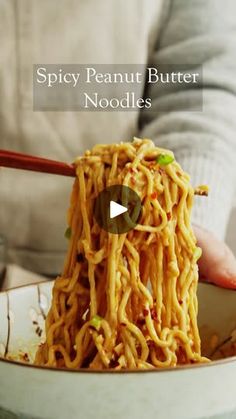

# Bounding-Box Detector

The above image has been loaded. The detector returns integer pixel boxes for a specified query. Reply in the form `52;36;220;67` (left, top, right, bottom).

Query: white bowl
0;281;236;419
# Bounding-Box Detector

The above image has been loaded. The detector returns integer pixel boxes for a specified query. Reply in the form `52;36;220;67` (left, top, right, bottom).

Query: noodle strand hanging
35;138;208;369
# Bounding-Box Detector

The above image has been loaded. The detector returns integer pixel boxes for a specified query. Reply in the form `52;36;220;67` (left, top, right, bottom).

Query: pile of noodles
35;138;209;369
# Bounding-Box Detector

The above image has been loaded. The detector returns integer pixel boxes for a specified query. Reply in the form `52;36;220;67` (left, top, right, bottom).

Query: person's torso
0;0;164;273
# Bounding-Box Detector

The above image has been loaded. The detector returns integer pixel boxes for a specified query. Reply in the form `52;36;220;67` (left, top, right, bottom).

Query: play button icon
110;201;128;219
94;185;142;234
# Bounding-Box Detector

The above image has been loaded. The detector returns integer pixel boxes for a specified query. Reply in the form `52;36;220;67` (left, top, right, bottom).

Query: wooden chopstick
0;149;76;177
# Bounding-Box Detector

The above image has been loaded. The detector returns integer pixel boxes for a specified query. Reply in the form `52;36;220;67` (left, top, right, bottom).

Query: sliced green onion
193;247;202;261
156;154;174;166
90;315;103;331
64;226;72;239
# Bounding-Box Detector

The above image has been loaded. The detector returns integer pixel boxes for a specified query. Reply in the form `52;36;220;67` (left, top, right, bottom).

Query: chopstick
0;149;76;177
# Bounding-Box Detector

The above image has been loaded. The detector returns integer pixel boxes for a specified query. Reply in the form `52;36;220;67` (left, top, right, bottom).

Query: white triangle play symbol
110;201;128;219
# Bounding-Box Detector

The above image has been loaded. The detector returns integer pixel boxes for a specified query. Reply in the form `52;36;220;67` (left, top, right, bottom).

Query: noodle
35;138;209;369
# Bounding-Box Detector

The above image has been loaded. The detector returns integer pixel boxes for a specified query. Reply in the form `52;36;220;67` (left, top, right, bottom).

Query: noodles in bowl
35;138;209;369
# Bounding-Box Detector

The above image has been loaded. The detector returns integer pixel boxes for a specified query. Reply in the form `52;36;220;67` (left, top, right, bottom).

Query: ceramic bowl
0;281;236;419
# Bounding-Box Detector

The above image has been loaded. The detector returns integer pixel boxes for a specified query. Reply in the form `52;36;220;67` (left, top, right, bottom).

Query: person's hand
194;225;236;289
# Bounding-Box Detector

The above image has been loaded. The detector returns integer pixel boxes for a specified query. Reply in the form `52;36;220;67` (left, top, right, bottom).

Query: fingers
193;224;236;289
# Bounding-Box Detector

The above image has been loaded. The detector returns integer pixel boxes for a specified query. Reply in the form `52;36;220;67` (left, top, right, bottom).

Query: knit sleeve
139;0;236;239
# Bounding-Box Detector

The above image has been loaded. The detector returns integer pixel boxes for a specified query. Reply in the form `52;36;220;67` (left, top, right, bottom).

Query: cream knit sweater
0;0;236;274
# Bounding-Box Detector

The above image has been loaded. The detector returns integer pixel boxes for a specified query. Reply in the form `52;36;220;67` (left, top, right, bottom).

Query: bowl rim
1;280;236;374
1;353;236;374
